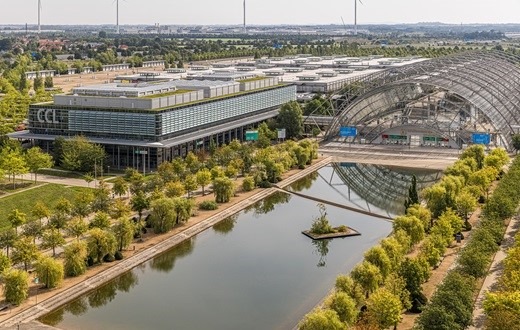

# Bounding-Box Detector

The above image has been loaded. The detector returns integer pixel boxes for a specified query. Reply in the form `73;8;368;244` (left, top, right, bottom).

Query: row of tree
480;156;520;329
0;143;54;188
298;145;508;329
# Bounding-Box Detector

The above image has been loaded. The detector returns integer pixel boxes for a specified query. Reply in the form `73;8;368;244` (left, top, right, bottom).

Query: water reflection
213;215;238;235
40;271;139;326
288;163;441;217
312;239;331;267
150;238;195;273
245;191;291;216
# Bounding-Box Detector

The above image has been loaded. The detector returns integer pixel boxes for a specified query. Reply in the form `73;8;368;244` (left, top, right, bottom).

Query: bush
103;254;115;262
242;176;255;192
199;200;219;211
114;250;123;260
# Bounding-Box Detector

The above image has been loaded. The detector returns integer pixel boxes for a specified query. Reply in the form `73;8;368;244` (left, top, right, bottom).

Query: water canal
40;164;440;330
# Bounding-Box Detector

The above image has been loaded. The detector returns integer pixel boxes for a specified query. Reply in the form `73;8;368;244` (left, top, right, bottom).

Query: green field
0;184;93;230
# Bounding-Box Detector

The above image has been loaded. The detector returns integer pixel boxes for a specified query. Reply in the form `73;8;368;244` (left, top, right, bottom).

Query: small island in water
302;203;361;240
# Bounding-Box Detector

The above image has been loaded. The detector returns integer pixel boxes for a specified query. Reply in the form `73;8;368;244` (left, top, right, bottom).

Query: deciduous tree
35;255;64;289
2;268;29;305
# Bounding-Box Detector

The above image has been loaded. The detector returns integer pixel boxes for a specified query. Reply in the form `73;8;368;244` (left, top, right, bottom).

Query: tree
112;176;128;198
2;268;29;305
328;291;358;326
406;204;432;232
32;201;50;226
416;305;459;330
455;191;477;226
33;73;43;91
364;246;392;280
384;273;412;311
90;212;111;230
404;175;419;210
7;208;26;235
41;229;65;257
44;76;53;88
366;288;402;330
54;197;73;216
64;240;88;277
87;228;116;264
0;229;18;258
398;257;426;301
35;255;64;289
0;147;28;188
112;218;134;251
276;101;303;139
461;144;485;169
196;168;212;196
149;198;176;233
110;198;131;220
512;134;520;154
298;309;344;330
380;237;405;271
257;122;275;148
422;184;448;218
91;180;112;212
22;220;43;244
24;147;53;183
131;191;149;220
183;174;198;197
65;217;88;240
335;274;365;307
72;191;93;219
12;237;39;271
351;261;383;298
213;176;235;203
164;180;185;198
392;215;424;245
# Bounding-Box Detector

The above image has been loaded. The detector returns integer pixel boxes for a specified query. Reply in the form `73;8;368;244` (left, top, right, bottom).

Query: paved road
19;173;114;189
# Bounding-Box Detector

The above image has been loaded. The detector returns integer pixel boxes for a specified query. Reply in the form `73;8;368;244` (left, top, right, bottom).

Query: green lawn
0;184;93;230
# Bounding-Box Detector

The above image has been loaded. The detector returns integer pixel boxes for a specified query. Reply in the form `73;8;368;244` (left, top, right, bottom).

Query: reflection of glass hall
329;163;441;216
326;51;520;150
15;81;296;170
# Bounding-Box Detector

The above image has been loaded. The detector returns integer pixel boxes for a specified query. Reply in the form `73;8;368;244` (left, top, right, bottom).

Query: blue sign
472;133;490;145
339;126;357;137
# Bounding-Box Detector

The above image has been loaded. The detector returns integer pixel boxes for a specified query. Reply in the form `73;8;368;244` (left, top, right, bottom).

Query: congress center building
13;77;296;170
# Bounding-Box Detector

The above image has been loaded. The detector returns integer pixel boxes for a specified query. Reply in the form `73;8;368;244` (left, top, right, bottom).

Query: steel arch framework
325;51;520;150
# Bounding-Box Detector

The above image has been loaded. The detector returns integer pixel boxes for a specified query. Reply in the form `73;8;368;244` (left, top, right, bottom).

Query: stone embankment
0;157;332;328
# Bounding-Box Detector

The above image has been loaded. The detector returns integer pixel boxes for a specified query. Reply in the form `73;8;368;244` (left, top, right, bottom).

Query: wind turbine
37;0;42;34
354;0;363;35
243;0;247;34
116;0;120;34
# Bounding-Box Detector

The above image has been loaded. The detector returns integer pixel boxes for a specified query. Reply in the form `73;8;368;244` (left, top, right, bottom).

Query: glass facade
28;85;296;142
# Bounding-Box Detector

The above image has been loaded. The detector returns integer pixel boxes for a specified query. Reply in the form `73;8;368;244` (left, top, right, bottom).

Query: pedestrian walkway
19;173;114;189
469;216;520;330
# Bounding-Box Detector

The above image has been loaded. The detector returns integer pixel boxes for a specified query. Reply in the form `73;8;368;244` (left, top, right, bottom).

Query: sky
0;0;519;26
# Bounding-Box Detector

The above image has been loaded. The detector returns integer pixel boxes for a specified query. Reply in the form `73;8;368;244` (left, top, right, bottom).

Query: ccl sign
36;109;60;124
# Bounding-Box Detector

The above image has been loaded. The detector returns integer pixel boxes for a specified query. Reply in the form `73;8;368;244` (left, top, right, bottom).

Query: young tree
89;212;111;230
24;147;53;183
298;309;344;330
455;190;477;226
64;240;88;277
183;174;198;198
112;176;128;198
35;255;64;289
366;288;402;330
72;191;93;219
404;175;419;210
392;215;424;245
91;180;112;212
32;201;50;226
22;220;43;244
328;291;358;326
130;191;149;220
0;229;18;258
54;197;73;216
334;274;365;307
112;218;135;251
149;198;176;233
110;198;131;220
213;177;235;203
0;147;28;188
7;208;26;235
196;168;212;196
12;237;39;271
65;217;88;240
351;261;383;298
172;197;193;225
2;268;29;306
87;228;116;264
164;180;185;198
364;246;392;280
41;228;65;257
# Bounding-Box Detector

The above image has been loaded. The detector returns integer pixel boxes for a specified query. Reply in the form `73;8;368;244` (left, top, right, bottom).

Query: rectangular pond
39;165;402;330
